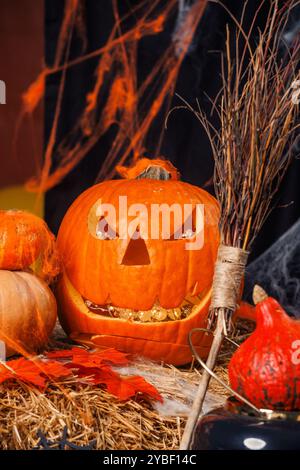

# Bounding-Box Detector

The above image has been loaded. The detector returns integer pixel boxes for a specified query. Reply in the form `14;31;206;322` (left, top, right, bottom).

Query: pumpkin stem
116;158;180;181
253;284;268;305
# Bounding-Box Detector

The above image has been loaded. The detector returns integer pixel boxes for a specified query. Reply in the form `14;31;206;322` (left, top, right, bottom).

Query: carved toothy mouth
83;298;198;323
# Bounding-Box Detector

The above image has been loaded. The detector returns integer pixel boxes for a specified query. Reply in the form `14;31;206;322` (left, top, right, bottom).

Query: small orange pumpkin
56;159;220;365
0;270;57;356
0;210;60;283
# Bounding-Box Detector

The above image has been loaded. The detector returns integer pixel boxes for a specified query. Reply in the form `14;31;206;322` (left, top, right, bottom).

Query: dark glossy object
192;398;300;450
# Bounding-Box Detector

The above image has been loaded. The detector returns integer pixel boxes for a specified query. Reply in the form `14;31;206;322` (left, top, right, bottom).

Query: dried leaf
0;358;46;388
0;348;162;403
0;358;71;388
71;364;163;402
40;360;73;380
46;347;129;367
103;374;163;402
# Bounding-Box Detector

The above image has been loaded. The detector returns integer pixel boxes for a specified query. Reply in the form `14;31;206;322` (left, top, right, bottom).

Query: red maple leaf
0;348;162;403
40;360;73;380
46;347;129;367
70;363;163;402
0;357;71;388
101;373;163;402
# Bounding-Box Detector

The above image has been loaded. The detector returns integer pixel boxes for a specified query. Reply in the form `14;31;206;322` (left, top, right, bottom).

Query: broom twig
178;0;300;449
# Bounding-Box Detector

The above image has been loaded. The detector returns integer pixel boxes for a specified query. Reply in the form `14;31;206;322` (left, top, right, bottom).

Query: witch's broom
178;0;300;449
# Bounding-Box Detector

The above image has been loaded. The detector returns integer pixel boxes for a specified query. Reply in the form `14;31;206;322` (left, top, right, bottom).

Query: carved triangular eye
168;209;197;240
96;216;118;240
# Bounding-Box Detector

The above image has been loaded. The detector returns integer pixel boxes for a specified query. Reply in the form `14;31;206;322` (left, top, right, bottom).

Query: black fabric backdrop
44;0;300;263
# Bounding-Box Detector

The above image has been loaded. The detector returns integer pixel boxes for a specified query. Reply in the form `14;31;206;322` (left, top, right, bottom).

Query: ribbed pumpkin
0;210;60;283
229;286;300;411
56;159;220;365
0;270;57;356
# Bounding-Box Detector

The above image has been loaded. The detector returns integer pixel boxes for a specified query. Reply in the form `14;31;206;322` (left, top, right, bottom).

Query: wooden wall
0;0;43;188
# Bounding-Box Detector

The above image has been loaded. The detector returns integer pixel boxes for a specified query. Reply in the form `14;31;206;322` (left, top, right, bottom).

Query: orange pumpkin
0;270;57;356
56;159;220;364
0;210;60;283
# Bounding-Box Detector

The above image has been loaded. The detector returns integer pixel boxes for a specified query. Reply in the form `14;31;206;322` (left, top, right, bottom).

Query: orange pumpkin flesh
56;159;220;364
57;272;213;365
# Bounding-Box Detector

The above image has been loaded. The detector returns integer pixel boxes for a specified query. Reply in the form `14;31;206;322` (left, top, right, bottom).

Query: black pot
191;397;300;450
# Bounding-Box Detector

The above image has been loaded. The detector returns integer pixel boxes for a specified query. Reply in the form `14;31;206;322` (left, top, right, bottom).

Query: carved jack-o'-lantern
56;159;220;364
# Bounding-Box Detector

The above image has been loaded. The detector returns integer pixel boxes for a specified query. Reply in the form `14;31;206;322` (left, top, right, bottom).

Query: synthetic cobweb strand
21;0;209;193
244;218;300;317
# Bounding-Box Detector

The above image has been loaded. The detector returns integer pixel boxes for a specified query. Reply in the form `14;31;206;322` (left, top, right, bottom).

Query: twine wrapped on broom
178;0;300;449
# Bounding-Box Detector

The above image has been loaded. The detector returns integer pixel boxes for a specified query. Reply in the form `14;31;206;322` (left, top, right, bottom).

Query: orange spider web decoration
20;0;208;193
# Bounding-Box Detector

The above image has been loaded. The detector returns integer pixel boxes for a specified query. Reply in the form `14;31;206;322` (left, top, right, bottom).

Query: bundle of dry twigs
180;0;300;448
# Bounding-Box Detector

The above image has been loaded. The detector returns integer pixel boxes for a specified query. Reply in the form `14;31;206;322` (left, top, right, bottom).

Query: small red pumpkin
229;286;300;411
0;210;60;283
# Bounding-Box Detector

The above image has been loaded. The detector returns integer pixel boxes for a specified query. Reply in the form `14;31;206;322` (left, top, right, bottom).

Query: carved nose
121;236;150;266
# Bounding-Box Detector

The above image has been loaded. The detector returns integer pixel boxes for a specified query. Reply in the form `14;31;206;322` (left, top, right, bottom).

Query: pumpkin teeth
83;299;194;322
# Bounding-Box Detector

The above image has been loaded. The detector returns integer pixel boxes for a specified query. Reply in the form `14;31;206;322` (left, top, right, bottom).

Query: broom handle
180;312;224;450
